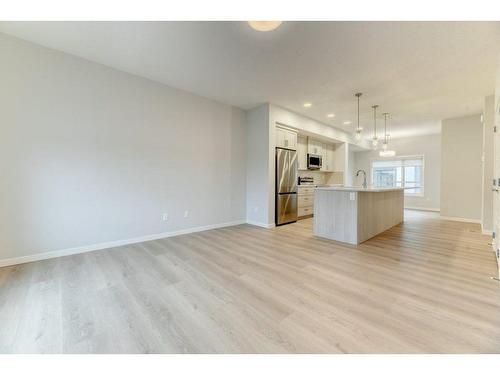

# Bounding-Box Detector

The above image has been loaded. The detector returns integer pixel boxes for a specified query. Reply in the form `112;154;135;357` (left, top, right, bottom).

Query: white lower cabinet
298;195;314;206
297;186;314;195
298;186;314;218
298;206;314;217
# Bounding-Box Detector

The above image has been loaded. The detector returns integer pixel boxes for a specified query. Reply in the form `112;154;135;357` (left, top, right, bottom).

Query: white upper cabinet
287;130;297;150
276;127;286;148
276;125;297;150
323;144;335;172
297;135;308;170
307;139;323;155
291;134;347;174
320;143;327;171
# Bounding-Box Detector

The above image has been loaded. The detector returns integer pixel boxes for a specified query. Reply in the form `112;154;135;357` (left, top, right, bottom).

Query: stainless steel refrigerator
276;148;298;226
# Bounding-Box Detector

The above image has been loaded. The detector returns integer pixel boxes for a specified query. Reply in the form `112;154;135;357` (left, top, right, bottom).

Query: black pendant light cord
384;113;387;142
355;93;362;132
372;105;378;138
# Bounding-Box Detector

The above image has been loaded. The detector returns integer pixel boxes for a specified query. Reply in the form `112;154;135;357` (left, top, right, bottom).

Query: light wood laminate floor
1;210;499;353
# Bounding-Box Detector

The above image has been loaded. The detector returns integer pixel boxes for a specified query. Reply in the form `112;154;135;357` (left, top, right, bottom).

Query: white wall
482;95;495;233
245;104;272;227
0;33;246;263
441;114;483;221
353;134;441;211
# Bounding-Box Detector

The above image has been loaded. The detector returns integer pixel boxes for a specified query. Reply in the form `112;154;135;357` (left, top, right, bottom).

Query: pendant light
382;112;389;151
354;93;363;141
379;112;396;157
371;105;379;149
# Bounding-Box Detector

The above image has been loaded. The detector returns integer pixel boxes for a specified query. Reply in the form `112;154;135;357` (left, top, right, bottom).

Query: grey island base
313;187;404;245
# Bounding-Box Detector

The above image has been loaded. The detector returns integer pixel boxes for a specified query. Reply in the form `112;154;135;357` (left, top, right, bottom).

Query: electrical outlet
162;213;168;221
184;210;189;218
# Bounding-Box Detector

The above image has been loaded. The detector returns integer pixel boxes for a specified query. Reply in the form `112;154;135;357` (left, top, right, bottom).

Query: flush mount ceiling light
327;113;335;118
303;102;312;108
354;93;363;141
343;121;351;125
371;104;379;149
248;21;282;32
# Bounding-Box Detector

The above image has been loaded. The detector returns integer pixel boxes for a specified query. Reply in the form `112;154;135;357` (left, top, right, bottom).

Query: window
371;156;424;196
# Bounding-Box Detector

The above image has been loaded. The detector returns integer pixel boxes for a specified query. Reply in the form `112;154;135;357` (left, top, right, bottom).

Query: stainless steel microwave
307;154;322;170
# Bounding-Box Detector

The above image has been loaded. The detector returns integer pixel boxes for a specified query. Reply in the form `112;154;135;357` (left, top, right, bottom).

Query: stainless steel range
298;176;314;185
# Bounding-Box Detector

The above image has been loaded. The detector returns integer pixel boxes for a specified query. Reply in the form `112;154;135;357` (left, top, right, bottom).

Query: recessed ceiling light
343;121;351;125
247;21;282;32
327;113;335;118
303;103;312;108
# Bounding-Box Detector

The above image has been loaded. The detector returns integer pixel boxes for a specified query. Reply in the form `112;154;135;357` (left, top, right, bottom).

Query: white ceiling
1;21;499;139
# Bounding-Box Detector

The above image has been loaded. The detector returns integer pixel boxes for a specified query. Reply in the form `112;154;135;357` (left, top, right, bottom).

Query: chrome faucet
356;169;367;189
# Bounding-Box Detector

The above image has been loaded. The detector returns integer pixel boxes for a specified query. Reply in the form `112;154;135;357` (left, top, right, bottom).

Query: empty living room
1;1;500;374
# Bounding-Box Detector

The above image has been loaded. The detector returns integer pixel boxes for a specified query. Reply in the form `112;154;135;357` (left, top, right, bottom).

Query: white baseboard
439;215;482;224
404;206;440;212
481;222;493;236
246;220;275;228
0;219;246;268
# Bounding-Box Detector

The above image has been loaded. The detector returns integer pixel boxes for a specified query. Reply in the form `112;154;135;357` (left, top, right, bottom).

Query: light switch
350;192;356;201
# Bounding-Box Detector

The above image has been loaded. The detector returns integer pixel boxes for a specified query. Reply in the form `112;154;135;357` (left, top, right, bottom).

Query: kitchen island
313;186;404;244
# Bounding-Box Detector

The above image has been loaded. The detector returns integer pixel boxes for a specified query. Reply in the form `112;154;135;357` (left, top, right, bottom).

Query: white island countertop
315;186;405;193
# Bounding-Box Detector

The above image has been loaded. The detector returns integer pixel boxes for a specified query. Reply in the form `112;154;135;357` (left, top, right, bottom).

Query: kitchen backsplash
298;170;343;185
